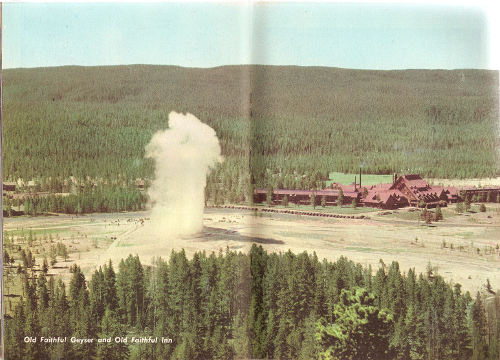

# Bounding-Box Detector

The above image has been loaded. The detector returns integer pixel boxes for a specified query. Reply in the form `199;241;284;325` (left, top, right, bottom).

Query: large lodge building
254;174;500;210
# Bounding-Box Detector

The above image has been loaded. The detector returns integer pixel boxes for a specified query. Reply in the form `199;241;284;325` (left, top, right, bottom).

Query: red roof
314;190;341;196
445;186;458;195
338;184;359;192
378;192;393;203
273;189;317;196
393;174;429;191
430;186;445;195
255;188;358;198
257;189;317;196
368;183;392;191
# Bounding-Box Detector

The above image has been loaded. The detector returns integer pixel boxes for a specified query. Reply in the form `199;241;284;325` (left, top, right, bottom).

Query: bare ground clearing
3;206;500;293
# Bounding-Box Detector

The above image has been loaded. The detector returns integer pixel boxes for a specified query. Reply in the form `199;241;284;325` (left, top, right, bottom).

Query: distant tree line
3;185;147;216
4;246;499;359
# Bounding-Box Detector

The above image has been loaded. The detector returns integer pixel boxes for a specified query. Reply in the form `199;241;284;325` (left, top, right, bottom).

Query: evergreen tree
453;285;472;360
52;280;73;359
337;188;344;207
316;288;395;360
435;205;443;221
298;314;320;359
470;292;488;360
36;274;50;312
249;245;267;357
69;265;96;359
421;207;428;221
233;311;251;359
5;301;26;360
465;194;471;211
266;185;273;206
310;193;316;209
282;194;289;207
2;247;492;360
402;304;426;360
97;308;130;360
42;257;49;274
103;260;119;311
89;267;106;328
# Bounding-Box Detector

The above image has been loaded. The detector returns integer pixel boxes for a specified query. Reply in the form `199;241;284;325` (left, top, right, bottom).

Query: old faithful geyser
145;111;222;236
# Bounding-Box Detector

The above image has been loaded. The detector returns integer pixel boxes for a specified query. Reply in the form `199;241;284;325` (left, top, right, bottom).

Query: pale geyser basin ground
4;206;500;294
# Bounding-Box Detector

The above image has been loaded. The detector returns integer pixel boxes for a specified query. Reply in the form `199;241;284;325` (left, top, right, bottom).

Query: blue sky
2;2;496;70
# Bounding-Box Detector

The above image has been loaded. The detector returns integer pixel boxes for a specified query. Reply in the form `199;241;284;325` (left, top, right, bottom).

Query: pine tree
451;285;473;360
465;194;471;211
37;274;50;312
184;252;204;358
298;314;320;359
42;257;48;274
470;292;488;360
104;260;119;311
233;311;251;359
24;299;47;360
403;304;427;360
249;244;267;357
70;265;96;359
373;266;387;308
425;210;433;225
89;267;106;328
97;308;130;360
434;205;443;221
166;250;190;339
266;185;273;206
51;280;73;359
5;300;26;360
282;194;289;207
421;207;428;221
316;288;396;360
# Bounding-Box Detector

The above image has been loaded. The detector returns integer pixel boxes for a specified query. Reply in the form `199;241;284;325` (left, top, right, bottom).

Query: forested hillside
2;65;499;205
4;246;499;360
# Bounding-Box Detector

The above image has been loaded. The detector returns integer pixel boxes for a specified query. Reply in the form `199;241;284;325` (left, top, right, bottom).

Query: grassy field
327;171;393;186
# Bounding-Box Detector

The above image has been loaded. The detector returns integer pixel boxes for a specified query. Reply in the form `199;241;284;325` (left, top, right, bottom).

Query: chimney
359;167;362;188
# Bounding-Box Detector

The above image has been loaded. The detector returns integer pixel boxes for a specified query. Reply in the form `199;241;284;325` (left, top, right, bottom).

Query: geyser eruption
145;111;223;236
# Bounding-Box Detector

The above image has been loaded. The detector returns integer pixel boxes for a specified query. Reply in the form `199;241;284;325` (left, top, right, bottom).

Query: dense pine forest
2;65;499;209
3;185;147;216
3;246;499;360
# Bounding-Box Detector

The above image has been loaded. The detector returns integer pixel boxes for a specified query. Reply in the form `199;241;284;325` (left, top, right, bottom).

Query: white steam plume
145;111;223;236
